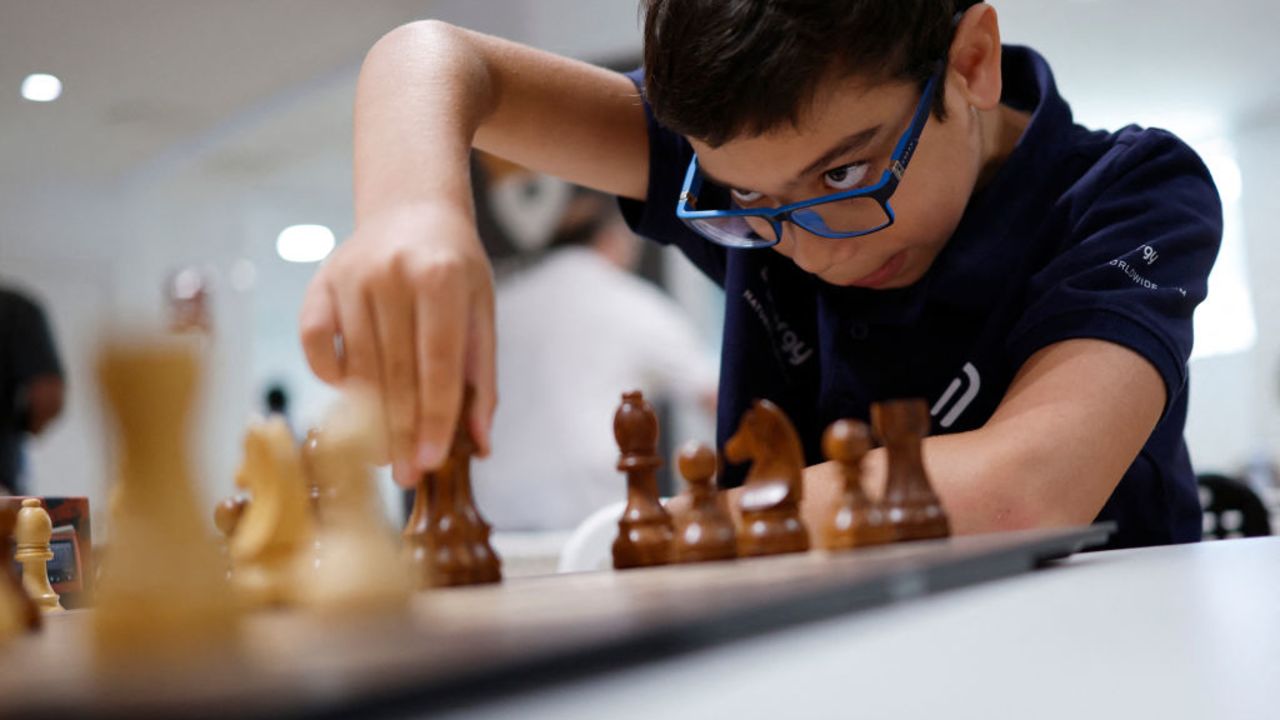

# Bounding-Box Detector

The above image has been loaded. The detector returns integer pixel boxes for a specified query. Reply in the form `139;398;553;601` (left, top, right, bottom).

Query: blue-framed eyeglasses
675;64;943;249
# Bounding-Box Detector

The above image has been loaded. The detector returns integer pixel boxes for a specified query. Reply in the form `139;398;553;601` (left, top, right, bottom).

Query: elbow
962;490;1103;536
367;19;470;71
376;18;458;51
361;19;494;117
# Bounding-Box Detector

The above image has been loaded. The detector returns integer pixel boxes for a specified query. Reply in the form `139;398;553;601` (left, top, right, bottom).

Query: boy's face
689;71;983;288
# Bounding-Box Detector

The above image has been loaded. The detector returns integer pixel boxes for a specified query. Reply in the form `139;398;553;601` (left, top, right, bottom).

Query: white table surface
439;536;1280;720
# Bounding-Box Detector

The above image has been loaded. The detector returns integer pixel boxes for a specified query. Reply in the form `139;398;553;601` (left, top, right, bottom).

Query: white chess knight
14;499;64;614
228;417;315;607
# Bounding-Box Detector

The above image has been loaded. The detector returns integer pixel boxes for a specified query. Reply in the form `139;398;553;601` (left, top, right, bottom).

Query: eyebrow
700;125;883;192
793;126;882;183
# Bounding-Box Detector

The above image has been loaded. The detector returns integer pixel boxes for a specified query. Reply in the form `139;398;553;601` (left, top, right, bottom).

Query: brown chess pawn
404;388;501;587
725;399;809;557
611;391;674;569
15;499;65;613
0;506;41;640
300;428;323;517
213;496;250;540
672;441;737;564
212;496;248;582
872;399;951;542
818;420;894;550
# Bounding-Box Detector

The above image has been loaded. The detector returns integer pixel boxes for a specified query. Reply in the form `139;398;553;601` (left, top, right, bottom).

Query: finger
334;283;388;463
333;282;381;386
392;460;418;490
299;276;343;384
465;286;498;458
370;277;418;474
413;270;466;471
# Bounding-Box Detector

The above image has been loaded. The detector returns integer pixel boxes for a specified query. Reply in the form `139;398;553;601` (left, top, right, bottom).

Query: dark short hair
642;0;982;147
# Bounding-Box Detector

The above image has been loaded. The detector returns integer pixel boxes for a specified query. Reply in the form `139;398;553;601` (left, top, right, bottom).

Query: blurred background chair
1198;473;1272;540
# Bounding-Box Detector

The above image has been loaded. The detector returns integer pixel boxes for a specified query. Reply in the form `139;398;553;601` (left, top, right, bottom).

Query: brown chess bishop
611;391;675;569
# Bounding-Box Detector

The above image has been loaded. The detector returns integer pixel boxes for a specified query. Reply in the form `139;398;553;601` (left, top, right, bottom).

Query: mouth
847;250;908;288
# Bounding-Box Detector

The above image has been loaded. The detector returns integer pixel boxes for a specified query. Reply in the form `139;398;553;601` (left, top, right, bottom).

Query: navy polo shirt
618;46;1222;550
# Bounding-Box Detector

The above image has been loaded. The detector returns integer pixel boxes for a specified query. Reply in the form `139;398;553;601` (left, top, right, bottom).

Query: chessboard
0;524;1109;719
0;336;1112;718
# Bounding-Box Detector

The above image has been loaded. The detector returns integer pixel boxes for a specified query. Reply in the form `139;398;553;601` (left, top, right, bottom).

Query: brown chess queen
725;399;809;557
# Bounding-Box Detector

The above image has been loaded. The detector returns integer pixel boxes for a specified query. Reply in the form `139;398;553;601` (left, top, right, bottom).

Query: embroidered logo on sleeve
931;362;981;429
1109;245;1187;297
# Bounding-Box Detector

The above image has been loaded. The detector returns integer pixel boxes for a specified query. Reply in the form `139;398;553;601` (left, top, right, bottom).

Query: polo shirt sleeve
1005;129;1223;410
615;68;728;286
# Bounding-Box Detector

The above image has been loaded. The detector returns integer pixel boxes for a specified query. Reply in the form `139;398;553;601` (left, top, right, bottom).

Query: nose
781;223;835;274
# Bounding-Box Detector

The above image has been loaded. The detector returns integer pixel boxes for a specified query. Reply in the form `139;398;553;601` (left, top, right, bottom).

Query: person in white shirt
471;190;718;530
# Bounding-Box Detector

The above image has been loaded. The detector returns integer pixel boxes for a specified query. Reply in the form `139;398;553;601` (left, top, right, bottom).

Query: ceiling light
21;73;62;102
276;224;335;263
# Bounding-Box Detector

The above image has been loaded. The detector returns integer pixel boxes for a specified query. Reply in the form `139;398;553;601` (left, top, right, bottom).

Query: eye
823;162;870;191
730;188;764;205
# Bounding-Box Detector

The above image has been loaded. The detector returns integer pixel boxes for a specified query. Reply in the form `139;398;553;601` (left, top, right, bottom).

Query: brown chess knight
725;399;809;557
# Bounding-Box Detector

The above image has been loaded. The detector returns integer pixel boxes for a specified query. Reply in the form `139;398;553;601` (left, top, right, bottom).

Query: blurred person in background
0;286;65;496
470;188;718;530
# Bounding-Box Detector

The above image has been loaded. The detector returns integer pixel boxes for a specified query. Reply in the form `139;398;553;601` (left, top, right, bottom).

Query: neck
974;103;1031;190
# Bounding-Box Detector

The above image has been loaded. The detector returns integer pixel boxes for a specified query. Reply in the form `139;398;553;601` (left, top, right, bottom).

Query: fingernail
416;442;445;470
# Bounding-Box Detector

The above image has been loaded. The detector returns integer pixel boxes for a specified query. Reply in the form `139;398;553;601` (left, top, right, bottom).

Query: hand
299;204;497;487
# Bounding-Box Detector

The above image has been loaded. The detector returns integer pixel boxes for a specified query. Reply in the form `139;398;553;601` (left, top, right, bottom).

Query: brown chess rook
725;399;810;557
404;388;502;587
819;419;894;550
672;441;737;564
611;391;674;569
873;399;951;541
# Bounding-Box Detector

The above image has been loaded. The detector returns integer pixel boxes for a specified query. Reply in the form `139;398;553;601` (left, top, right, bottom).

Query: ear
948;3;1003;111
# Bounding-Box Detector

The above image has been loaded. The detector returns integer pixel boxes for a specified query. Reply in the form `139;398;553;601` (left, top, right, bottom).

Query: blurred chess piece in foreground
92;337;238;669
227;418;315;607
295;388;411;612
0;506;41;642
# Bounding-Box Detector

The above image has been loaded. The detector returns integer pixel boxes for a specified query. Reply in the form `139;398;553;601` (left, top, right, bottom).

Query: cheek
883;124;979;253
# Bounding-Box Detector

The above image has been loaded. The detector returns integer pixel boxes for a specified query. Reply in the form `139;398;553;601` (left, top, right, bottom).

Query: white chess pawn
14;499;65;614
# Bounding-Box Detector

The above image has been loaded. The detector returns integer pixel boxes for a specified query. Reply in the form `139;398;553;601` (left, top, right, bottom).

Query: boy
299;1;1221;548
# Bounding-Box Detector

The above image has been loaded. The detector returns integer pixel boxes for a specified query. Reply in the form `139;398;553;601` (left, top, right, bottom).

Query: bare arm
353;20;648;216
301;20;649;485
797;339;1166;534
